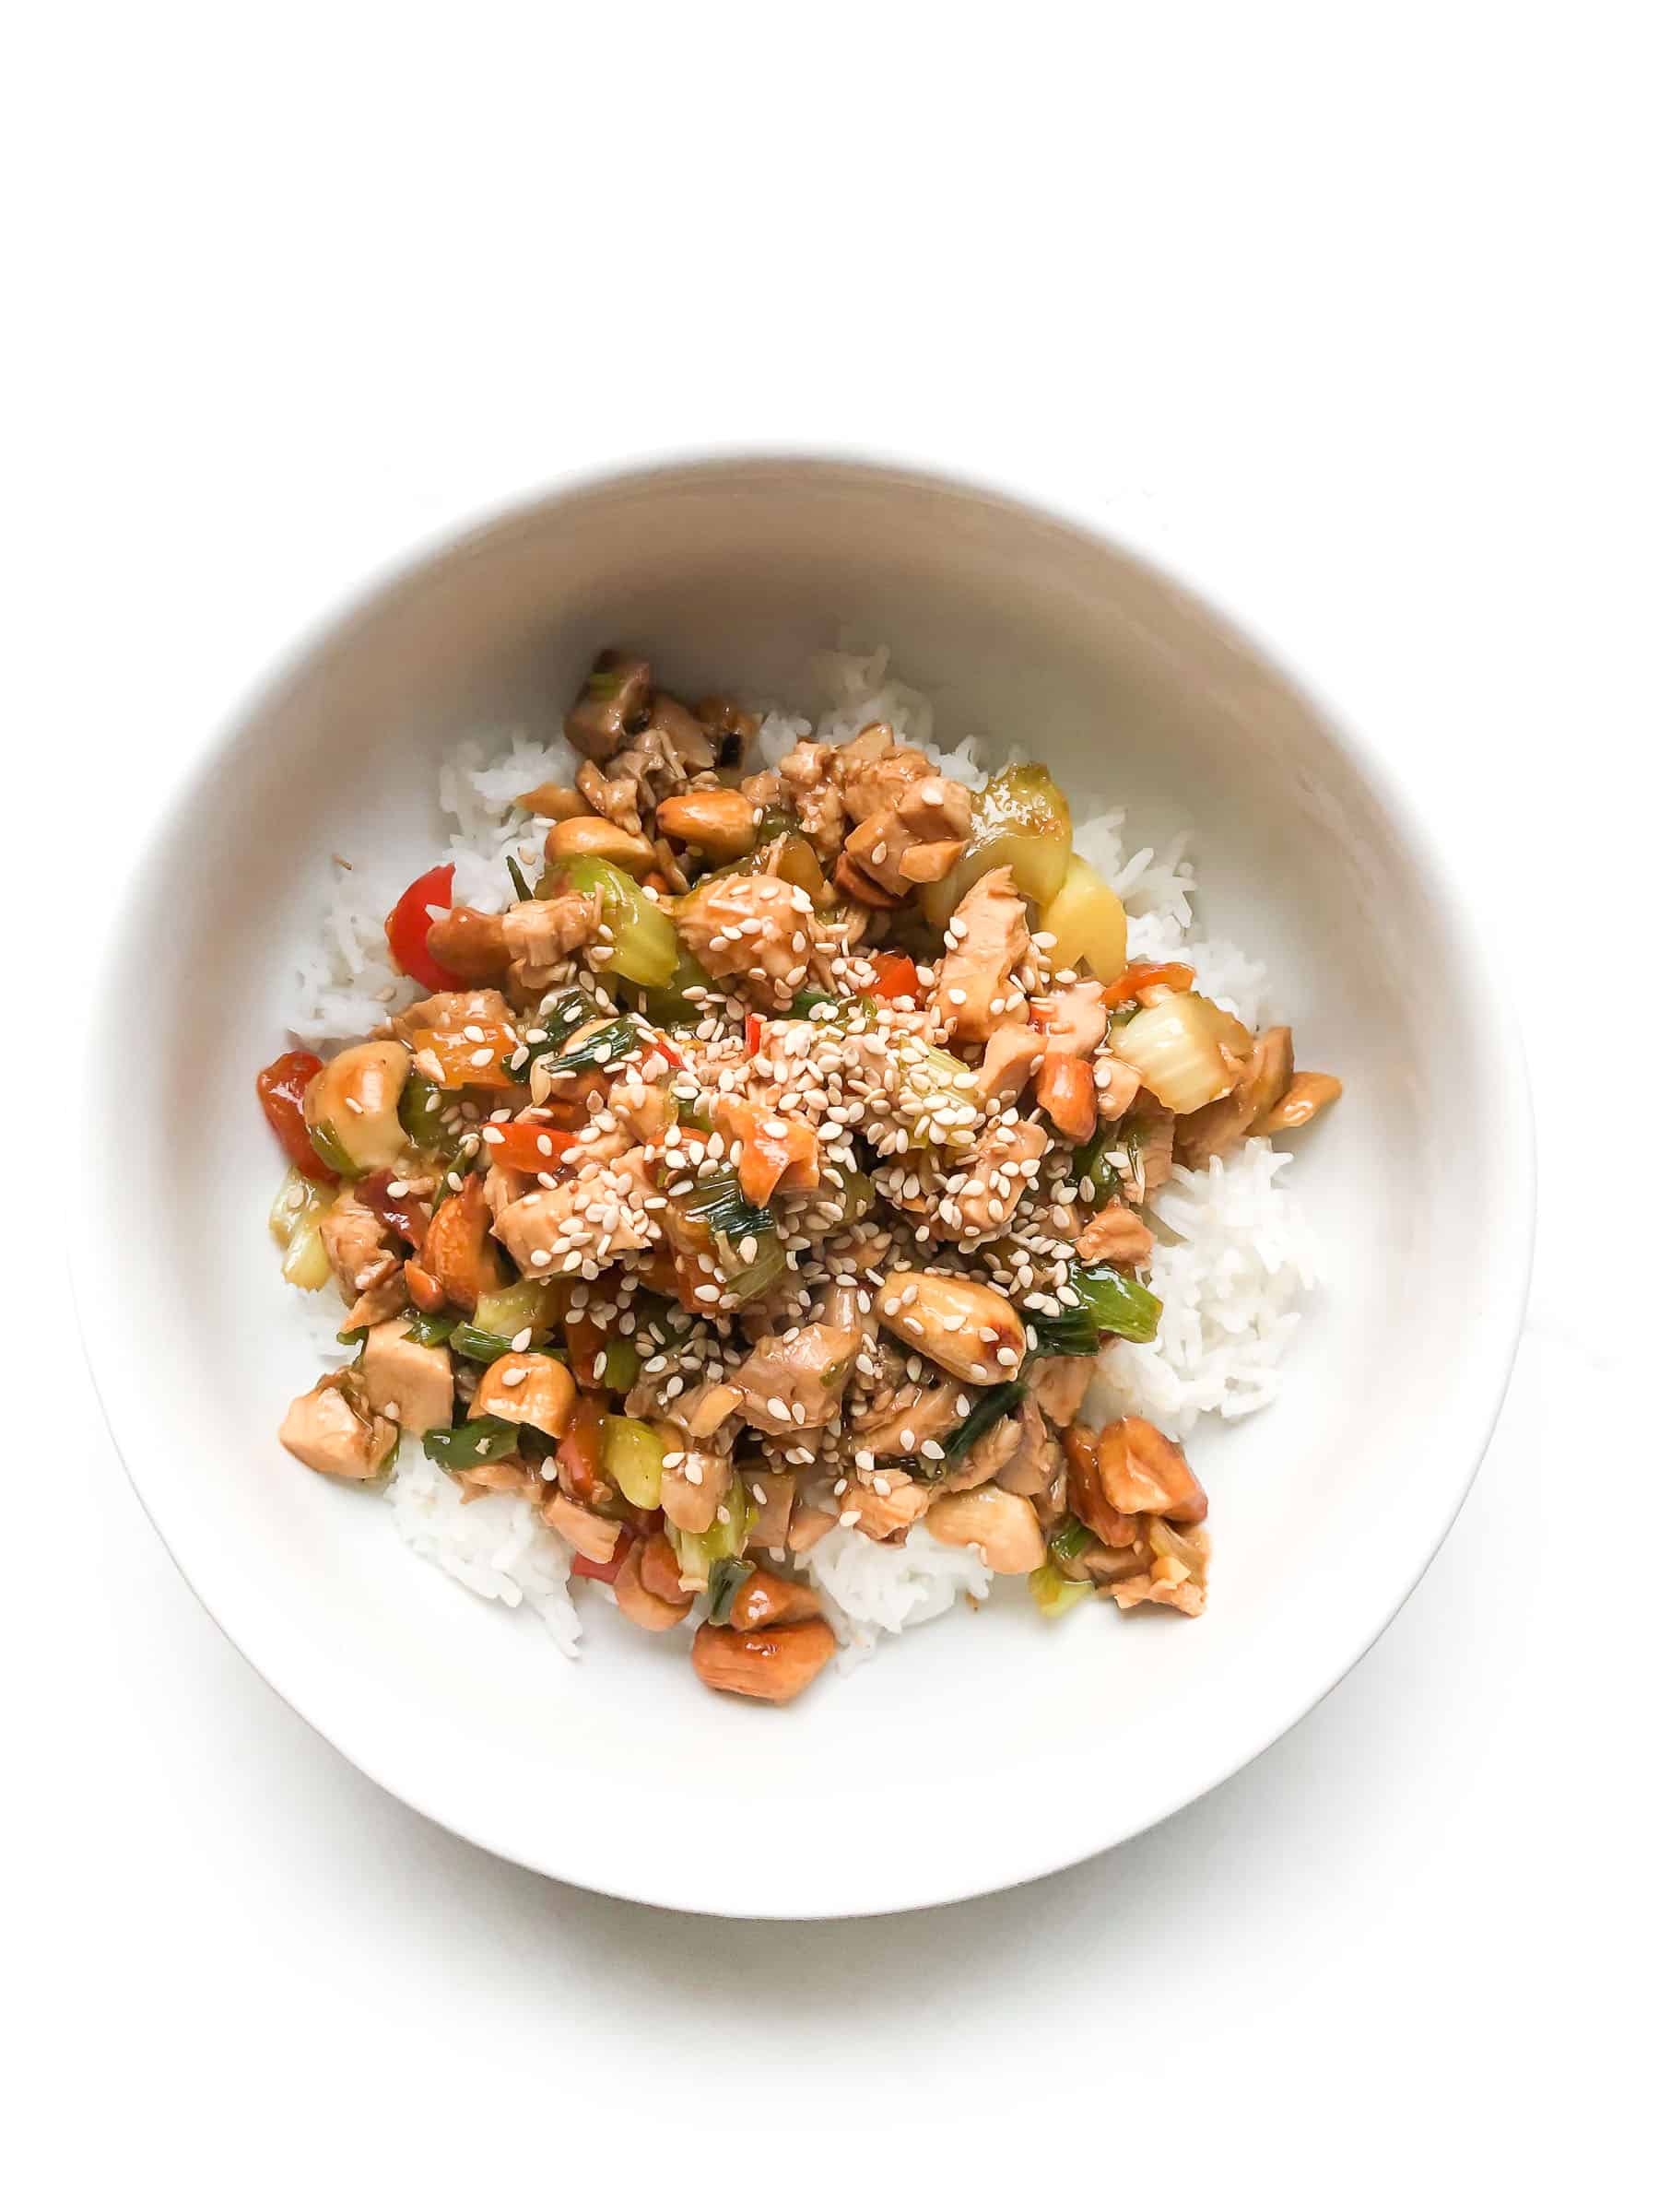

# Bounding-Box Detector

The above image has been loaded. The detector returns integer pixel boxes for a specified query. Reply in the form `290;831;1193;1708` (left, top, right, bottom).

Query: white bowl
78;457;1533;1917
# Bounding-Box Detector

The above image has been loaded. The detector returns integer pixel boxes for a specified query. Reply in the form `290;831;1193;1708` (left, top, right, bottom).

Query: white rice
287;645;1316;1659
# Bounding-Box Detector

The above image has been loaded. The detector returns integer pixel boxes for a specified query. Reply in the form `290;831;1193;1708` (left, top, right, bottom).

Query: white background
8;6;1655;2205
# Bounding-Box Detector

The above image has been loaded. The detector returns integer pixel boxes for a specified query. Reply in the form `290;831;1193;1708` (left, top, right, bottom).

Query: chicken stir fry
258;653;1341;1704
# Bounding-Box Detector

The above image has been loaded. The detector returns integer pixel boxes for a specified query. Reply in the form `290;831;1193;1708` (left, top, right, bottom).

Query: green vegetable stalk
422;1417;520;1473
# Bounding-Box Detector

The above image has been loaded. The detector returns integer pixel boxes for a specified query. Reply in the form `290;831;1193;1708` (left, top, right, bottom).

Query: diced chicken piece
319;1188;397;1300
608;1076;675;1146
1252;1069;1343;1136
1077;1416;1208;1525
341;1273;409;1333
563;653;652;761
1043;980;1109;1059
994;1396;1062;1497
677;871;818;1011
541;1491;621;1562
1074;1201;1155;1267
661;1447;732;1537
361;1317;454;1437
841;770;971;896
390;987;515;1046
787;1500;840;1556
575;756;645;837
976;1023;1045;1109
491;1158;655;1277
933;868;1030;1041
777;740;848;860
1107;1566;1206;1617
1175;1026;1295;1166
1027;1354;1096;1428
834;723;935;822
425;905;510;983
853;1380;963;1457
1093;1053;1141;1121
671;1381;745;1441
947;1117;1049;1240
839;1475;931;1539
935;1410;1020;1492
747;1467;795;1552
713;1094;820;1208
730;1324;862;1434
279;1372;396;1481
500;892;601;971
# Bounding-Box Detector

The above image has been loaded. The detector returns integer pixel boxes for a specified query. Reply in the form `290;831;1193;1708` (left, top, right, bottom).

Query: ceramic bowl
77;457;1533;1916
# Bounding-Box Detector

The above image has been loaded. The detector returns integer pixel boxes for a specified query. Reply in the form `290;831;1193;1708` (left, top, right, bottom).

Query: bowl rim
74;449;1536;1917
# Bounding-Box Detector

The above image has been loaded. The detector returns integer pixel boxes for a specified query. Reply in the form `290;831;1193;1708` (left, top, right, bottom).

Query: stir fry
261;653;1340;1703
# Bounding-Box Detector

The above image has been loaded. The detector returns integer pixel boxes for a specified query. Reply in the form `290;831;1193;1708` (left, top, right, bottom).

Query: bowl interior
82;461;1529;1914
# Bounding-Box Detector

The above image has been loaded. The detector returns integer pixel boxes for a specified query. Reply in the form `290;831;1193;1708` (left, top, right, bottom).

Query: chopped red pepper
479;1123;581;1176
744;1013;765;1056
352;1169;431;1248
386;863;464;993
255;1051;338;1182
571;1528;633;1584
557;1395;607;1497
1100;959;1195;1010
869;951;921;1002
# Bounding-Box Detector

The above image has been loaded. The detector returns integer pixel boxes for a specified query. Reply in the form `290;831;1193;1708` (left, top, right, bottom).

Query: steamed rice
293;646;1317;1661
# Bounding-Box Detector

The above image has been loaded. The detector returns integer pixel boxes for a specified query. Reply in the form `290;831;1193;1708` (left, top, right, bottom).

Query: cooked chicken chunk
390;987;514;1046
777;740;848;860
730;1324;862;1434
1074;1201;1155;1267
853;1379;962;1457
279;1372;396;1481
834;723;935;821
361;1317;454;1437
500;892;601;971
933;867;1030;1041
677;871;818;1010
1027;1355;1097;1428
564;653;652;761
1042;980;1109;1059
839;1474;931;1539
841;771;971;896
319;1188;397;1300
994;1396;1062;1497
947;1116;1049;1240
976;1023;1046;1108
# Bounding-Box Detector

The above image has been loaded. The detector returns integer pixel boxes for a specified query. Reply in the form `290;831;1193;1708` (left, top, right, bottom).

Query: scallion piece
538;1016;641;1077
405;1312;457;1347
506;853;534;903
422;1417;519;1473
1049;1516;1091;1562
448;1322;517;1364
942;1381;1026;1463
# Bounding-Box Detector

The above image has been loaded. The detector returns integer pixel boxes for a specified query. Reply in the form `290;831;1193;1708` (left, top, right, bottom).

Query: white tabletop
11;8;1653;2204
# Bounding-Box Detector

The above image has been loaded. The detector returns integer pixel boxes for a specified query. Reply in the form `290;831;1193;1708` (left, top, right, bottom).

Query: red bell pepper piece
744;1013;765;1056
352;1169;431;1248
480;1123;581;1176
571;1528;633;1584
255;1050;338;1182
868;951;921;1001
385;863;464;993
1100;959;1195;1010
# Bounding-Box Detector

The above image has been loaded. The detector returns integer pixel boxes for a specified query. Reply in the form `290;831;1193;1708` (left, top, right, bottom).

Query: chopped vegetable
386;863;464;993
268;1166;334;1289
398;1071;453;1155
1112;990;1253;1116
1039;854;1127;983
789;987;837;1017
675;1167;786;1303
1027;1262;1162;1357
1100;959;1196;1010
707;1556;757;1626
422;1417;520;1473
594;1338;641;1391
545;854;680;988
600;1417;665;1510
506;853;534;903
1071;1125;1122;1206
1028;1563;1093;1618
667;1479;755;1591
635;944;719;1027
472;1278;559;1342
480;1122;580;1175
943;1380;1026;1463
408;1021;520;1092
868;950;921;1001
405;1312;457;1347
1049;1515;1092;1561
571;1531;632;1584
920;763;1073;925
535;1017;641;1077
256;1051;338;1182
